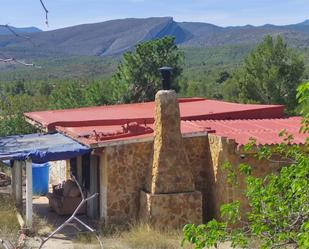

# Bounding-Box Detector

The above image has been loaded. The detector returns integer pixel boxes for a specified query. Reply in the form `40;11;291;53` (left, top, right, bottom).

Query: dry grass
73;223;193;249
74;232;99;244
32;213;53;236
120;223;192;249
0;194;20;241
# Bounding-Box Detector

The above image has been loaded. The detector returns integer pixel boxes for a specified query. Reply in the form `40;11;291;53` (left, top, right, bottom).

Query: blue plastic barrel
32;162;49;195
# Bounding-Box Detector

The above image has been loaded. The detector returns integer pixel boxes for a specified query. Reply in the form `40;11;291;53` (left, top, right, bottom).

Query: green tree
0;94;48;136
182;83;309;249
224;36;304;111
49;81;85;109
84;79;119;106
112;36;184;103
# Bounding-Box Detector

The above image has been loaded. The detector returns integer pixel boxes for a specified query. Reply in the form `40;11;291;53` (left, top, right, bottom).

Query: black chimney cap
159;66;173;72
159;66;173;90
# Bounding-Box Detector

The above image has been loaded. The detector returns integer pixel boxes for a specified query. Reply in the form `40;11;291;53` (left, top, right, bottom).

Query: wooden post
77;156;82;183
87;155;98;218
25;158;33;228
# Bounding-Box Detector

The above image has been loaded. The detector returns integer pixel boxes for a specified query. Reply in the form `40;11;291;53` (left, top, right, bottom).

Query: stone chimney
139;90;202;229
149;90;195;193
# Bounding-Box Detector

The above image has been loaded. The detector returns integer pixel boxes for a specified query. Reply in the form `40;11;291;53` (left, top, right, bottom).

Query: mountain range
0;26;41;36
1;17;309;58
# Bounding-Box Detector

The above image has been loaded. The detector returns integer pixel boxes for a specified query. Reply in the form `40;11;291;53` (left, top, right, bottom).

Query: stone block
139;190;203;229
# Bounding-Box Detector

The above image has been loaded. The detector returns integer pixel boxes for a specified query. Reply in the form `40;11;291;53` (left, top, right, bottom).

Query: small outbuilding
1;94;306;229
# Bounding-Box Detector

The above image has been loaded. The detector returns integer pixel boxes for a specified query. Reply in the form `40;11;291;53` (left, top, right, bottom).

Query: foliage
182;84;309;249
297;82;309;116
49;79;122;110
224;36;305;111
183;139;309;248
1;42;308;105
84;79;120;106
0;77;122;136
0;94;47;136
49;81;86;109
112;36;184;103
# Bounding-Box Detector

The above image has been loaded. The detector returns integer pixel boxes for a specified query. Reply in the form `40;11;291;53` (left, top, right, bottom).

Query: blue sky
1;0;308;30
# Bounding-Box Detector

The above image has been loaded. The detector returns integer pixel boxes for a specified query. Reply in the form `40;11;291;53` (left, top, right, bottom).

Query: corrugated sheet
186;117;307;146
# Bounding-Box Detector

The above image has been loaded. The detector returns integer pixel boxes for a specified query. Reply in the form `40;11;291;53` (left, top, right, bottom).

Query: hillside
0;26;41;35
0;17;190;58
1;17;309;59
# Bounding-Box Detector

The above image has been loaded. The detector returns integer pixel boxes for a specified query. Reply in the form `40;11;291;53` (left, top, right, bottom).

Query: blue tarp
0;133;90;164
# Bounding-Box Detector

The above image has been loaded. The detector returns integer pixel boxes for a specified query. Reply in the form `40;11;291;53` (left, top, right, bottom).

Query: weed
0;194;20;242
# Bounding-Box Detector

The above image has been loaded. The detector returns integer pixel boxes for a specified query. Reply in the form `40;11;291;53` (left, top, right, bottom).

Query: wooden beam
25;158;33;228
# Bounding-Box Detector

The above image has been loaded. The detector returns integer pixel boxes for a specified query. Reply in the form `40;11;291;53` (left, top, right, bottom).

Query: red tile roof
56;117;306;148
24;97;300;148
25;98;284;131
186;117;307;147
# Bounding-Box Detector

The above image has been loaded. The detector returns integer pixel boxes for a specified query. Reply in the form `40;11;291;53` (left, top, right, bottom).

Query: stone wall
139;190;202;229
99;133;281;225
207;134;281;220
100;135;209;225
183;136;209;221
101;142;153;224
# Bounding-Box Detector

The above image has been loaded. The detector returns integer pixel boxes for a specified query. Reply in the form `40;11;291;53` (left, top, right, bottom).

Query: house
20;92;306;228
